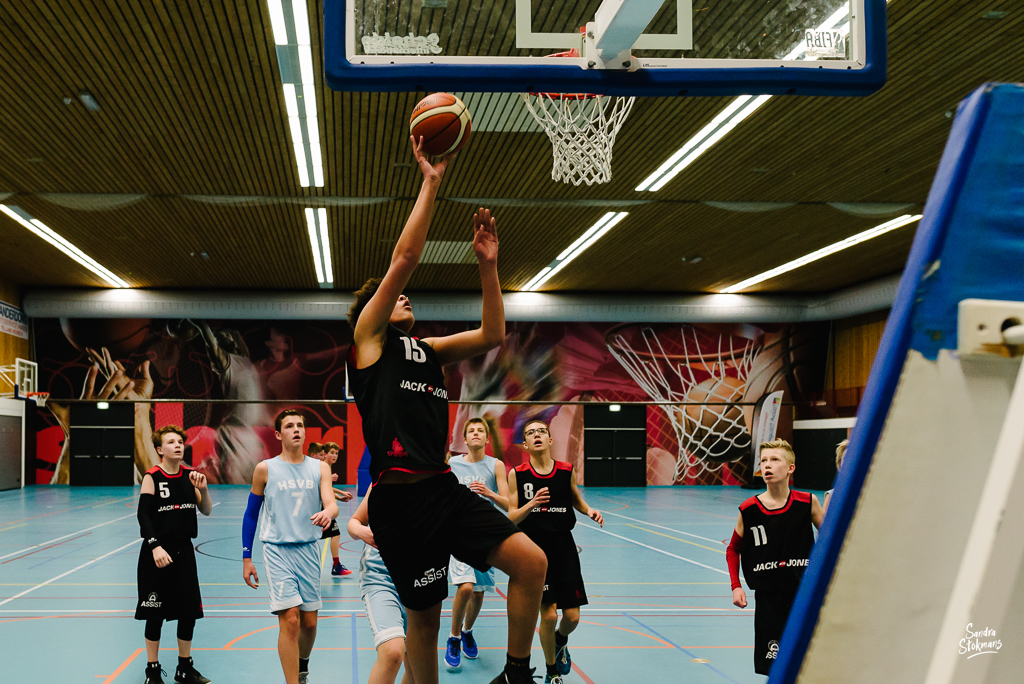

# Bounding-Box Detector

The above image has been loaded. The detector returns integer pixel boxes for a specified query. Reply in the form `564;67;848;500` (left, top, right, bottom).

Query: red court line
1;534;89;564
572;662;597;684
495;587;507;599
100;648;142;684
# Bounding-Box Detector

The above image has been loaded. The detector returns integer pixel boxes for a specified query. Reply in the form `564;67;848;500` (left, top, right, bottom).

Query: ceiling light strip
0;205;129;288
267;0;324;188
304;208;326;284
317;208;333;283
525;212;629;291
719;214;923;294
637;1;894;193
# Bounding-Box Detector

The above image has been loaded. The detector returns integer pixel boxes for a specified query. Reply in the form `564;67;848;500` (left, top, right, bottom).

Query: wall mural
33;317;828;486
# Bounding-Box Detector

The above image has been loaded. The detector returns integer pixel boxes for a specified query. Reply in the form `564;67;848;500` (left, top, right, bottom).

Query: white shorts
360;549;406;647
263;541;322;613
449;556;496;592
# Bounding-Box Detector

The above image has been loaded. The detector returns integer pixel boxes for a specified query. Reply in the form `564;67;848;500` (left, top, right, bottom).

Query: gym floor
0;485;824;683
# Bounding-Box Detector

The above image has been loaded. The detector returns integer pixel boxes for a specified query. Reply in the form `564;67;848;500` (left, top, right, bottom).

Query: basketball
683;376;747;462
409;93;472;157
60;317;153;358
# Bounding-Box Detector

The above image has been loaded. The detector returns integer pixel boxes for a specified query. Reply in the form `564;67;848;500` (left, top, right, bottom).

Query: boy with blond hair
726;439;824;675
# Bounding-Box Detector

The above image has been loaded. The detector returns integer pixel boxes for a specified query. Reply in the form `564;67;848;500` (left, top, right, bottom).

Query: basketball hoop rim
524;47;600;100
26;391;50;407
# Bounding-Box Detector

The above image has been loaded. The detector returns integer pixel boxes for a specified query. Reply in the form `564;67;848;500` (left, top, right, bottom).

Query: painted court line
605;510;725;544
101;648;143;684
0;538;141;608
578;523;728;575
624;523;726;554
0;512;136;561
623;613;745;684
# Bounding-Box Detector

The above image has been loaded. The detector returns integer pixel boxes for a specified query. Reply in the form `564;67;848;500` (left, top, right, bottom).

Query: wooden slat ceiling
0;0;1021;295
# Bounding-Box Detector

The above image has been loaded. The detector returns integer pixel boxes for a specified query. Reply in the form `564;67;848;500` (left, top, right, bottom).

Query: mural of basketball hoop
605;323;764;483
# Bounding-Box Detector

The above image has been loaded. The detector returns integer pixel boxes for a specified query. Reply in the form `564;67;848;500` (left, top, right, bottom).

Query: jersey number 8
523;483;535;500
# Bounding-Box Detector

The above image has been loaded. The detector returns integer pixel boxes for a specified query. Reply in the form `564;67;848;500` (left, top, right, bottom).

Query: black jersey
739;489;814;592
347;324;450;483
143;465;199;541
514;460;577;535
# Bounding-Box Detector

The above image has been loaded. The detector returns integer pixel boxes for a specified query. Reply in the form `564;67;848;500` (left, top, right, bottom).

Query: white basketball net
607;325;762;482
521;92;635;186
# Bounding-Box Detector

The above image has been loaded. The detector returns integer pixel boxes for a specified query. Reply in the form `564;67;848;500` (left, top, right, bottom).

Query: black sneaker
145;663;166;684
174;658;211;684
489;666;538;684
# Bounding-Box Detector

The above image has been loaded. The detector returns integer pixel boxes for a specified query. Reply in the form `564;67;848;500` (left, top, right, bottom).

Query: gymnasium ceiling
0;1;1021;296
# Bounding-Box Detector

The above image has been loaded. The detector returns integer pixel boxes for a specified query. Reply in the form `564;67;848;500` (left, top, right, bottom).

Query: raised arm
422;208;505;366
569;471;603;527
352;139;453;367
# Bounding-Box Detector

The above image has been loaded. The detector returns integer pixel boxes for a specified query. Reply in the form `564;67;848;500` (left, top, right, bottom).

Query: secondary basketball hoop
26;392;50;408
521;48;635;186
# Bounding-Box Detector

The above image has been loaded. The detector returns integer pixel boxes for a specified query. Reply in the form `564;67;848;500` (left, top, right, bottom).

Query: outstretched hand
412;135;455;185
472;207;498;265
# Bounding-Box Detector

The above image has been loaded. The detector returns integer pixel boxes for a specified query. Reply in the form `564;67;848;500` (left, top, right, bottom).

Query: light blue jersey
259;456;323;545
449;454;500;507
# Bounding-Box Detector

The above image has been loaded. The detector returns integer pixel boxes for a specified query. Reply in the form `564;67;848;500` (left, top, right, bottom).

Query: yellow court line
624;524;726;554
0;523;28;534
320;538;330;569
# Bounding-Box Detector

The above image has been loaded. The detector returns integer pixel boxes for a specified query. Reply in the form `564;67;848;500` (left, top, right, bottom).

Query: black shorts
753;589;797;675
321;518;341;539
368;471;521;611
135;537;204;622
531;530;588;609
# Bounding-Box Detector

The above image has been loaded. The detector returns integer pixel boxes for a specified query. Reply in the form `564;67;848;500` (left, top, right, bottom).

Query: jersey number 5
400;337;426;363
751;525;768;546
158;482;170;499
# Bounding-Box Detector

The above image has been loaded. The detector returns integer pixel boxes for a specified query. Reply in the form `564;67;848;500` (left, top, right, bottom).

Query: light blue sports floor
0;485;824;683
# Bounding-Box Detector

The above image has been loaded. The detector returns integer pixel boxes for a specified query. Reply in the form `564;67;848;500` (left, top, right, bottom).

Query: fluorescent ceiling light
304;207;333;287
523;212;629;291
267;0;324;188
719;214;923;293
0;205;129;288
637;1;894;193
317;208;333;282
292;0;311;45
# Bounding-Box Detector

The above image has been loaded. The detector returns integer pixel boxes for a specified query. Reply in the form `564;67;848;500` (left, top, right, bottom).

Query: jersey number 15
400;337;426;363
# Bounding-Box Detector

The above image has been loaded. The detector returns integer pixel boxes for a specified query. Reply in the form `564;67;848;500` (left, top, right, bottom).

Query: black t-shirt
347;324;450;483
144;465;199;541
739;489;815;592
514;460;577;535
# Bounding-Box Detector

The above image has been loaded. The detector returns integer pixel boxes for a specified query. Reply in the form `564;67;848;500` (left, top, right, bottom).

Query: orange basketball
409;93;472;157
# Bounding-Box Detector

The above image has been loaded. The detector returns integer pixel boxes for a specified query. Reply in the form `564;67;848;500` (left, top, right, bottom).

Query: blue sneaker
461;630;479;659
555;643;571;675
445;635;461;669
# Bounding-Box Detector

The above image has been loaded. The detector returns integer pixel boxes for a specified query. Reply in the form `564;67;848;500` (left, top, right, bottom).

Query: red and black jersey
514;460;577;535
347;324;451;483
739;489;815;592
144;465;199;541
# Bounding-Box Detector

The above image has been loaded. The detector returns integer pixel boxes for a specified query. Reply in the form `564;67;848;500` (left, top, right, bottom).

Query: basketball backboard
324;0;885;97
